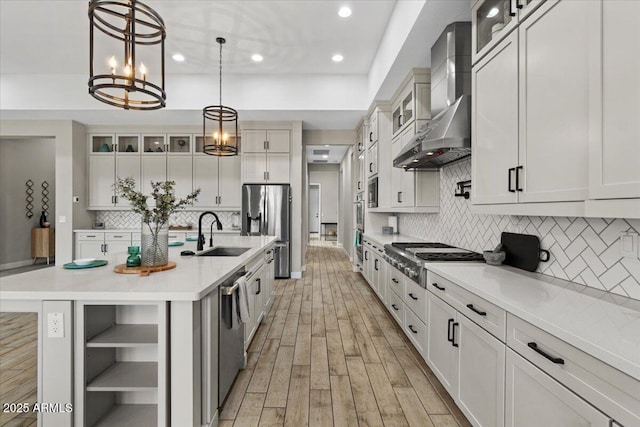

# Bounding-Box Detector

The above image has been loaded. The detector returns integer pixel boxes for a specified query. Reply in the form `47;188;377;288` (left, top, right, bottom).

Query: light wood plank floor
0;313;37;427
220;240;471;427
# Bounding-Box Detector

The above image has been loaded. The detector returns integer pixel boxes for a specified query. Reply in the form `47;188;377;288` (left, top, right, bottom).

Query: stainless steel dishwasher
218;268;247;408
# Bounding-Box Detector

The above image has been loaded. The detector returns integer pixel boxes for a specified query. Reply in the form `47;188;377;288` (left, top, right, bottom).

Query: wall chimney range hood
394;22;472;170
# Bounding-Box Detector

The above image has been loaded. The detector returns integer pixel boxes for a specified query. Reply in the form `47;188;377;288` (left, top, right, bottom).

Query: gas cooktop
415;252;485;262
391;242;455;249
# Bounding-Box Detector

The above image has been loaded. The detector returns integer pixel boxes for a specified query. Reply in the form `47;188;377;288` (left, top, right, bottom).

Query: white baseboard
291;271;303;279
0;259;33;271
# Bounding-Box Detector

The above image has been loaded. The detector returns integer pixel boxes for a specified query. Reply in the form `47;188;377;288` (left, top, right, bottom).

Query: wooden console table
31;228;55;264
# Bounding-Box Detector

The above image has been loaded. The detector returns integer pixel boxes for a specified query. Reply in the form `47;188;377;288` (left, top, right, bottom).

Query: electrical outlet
619;232;639;259
47;312;64;338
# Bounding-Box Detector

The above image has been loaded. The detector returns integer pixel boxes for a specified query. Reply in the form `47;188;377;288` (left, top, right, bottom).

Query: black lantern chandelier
202;37;239;156
88;0;166;110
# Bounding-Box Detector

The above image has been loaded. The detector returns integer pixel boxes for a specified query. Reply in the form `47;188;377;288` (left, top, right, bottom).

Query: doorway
309;184;321;238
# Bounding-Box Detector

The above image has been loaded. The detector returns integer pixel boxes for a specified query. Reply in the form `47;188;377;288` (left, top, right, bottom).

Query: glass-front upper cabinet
90;134;115;154
142;134;166;154
116;134;140;154
472;0;545;64
167;135;192;155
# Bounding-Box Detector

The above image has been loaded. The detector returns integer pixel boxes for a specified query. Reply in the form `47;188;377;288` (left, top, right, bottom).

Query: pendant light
88;0;166;110
203;37;239;156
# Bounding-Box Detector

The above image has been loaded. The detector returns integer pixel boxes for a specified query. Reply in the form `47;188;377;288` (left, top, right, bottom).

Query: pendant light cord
219;39;223;107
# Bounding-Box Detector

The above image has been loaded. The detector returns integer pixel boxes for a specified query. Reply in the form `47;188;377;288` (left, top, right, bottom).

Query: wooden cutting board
500;232;550;272
114;261;176;276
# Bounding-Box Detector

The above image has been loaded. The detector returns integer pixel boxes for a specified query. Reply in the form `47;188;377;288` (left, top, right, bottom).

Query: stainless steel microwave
368;177;378;208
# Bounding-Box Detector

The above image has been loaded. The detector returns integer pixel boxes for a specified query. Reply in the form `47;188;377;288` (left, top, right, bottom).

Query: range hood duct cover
394;22;472;170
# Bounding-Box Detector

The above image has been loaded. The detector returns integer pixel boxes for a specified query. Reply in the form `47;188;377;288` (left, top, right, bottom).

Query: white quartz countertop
74;228;242;234
363;232;425;246
0;236;277;302
427;263;640;381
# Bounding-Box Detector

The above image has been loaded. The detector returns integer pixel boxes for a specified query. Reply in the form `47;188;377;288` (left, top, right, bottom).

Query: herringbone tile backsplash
96;210;240;231
399;158;640;300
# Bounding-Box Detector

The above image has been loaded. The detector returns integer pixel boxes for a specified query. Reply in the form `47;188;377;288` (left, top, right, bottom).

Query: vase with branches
116;178;200;267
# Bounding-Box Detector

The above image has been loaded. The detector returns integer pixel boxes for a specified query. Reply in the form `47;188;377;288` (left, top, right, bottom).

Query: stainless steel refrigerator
242;184;291;278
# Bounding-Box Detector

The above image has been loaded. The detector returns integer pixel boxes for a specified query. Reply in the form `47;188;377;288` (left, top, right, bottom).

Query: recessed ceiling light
322;155;329;159
251;54;263;62
332;54;344;63
172;53;185;62
338;6;352;18
486;7;499;18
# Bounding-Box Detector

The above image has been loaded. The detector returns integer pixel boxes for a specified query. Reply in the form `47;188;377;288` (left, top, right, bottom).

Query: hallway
220;241;470;427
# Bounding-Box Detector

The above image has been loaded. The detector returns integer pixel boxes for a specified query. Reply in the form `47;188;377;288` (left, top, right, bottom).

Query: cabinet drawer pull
86;235;96;238
466;304;487;316
369;132;373;142
452;322;459;347
392;278;399;284
527;342;564;365
112;235;123;238
408;293;418;301
408;325;418;334
256;278;261;295
432;282;445;291
509;0;516;16
447;318;454;342
391;304;399;311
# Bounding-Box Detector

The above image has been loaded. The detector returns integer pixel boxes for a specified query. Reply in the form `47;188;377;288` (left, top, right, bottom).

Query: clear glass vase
141;221;169;267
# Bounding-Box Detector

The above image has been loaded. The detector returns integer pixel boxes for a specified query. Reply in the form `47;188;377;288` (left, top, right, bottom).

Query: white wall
308;164;340;224
0;137;55;267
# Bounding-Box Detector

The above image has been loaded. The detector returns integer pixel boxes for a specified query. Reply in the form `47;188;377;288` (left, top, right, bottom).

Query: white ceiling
306;145;349;164
0;0;471;129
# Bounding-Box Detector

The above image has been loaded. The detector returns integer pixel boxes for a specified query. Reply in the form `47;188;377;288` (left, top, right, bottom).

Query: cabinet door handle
391;304;399;311
432;282;445;291
408;325;418;334
527;342;564;365
263;171;267;181
392;278;399;284
397;115;403;127
264;140;268;150
369;163;373;172
365;251;368;260
516;166;523;191
256;278;261;295
509;0;516;16
369;132;373;142
447;318;454;342
357;181;361;190
516;0;523;9
103;243;108;253
408;293;418;301
397;192;402;203
267;171;270;181
374;259;379;271
466;304;487;316
508;168;516;193
452;322;459;347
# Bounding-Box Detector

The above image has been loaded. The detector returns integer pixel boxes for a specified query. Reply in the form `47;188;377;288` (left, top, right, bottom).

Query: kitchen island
0;235;278;427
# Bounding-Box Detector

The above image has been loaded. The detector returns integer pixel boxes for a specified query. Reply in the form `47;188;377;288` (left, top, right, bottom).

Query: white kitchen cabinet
242;129;290;153
427;292;506;427
244;264;265;347
517;0;594;203
389;125;439;210
141;156;167;196
218;156;242;208
266;153;290;183
404;305;427;355
242;129;290;183
426;293;459;395
391;69;431;137
75;232;133;259
473;0;598;211
89;134;141;209
505;349;609;427
472;30;519;205
167;156;193;201
200;287;219;427
457;314;505;427
588;0;640;204
368;111;378;148
264;248;276;312
89;155;116;208
366;143;378;178
193;154;241;209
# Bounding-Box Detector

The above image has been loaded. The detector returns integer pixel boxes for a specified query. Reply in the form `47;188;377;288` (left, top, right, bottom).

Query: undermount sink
197;247;251;257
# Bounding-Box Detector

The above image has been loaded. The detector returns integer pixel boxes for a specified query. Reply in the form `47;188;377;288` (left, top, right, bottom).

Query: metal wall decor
41;181;50;216
202;37;239;156
88;0;166;110
25;179;34;218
